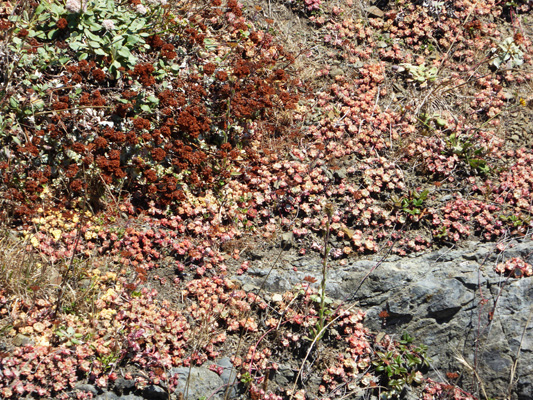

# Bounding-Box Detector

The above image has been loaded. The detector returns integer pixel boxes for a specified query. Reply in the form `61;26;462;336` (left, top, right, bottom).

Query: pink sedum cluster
495;257;533;278
304;0;321;11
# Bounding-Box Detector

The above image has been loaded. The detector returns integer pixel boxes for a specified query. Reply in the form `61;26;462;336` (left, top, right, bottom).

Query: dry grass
0;225;109;333
0;232;51;302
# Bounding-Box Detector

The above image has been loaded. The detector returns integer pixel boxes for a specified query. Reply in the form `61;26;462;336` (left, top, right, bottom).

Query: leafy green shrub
0;0;300;219
372;332;429;398
400;63;438;87
391;189;429;218
12;0;161;77
446;133;490;174
492;37;524;69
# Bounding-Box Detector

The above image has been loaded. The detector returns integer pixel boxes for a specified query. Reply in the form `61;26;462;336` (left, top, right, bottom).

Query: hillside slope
0;0;532;398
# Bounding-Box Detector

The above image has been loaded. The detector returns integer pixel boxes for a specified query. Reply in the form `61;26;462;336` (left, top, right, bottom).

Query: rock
337;238;533;399
114;378;136;393
240;269;291;292
242;283;260;293
217;357;239;397
94;393;119;400
12;334;33;347
170;367;224;400
453;262;487;289
231;238;533;398
74;383;98;395
333;167;347;180
272;293;284;303
322;166;334;181
366;6;384;18
118;395;144;400
281;232;294;249
329;67;344;79
143;385;167;400
79;278;92;289
273;364;295;387
502;91;514;101
403;386;420;400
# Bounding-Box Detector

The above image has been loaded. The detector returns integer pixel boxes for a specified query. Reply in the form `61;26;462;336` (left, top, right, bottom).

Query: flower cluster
423;379;476;400
65;0;87;13
303;0;321;11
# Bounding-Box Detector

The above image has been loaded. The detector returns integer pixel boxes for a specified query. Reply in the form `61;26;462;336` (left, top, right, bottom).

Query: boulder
170;367;225;400
339;239;533;400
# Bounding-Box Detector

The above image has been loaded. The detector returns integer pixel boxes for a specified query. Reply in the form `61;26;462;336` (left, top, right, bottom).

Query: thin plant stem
318;203;333;337
51;221;82;320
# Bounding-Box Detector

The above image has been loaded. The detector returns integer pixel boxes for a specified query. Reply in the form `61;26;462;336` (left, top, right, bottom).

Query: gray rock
329;68;344;79
281;232;294;249
502;91;515;101
438;194;453;203
170;367;224;400
337;238;533;400
403;386;420;400
217;357;239;397
454;262;487;289
118;395;144;400
233;237;533;399
251;269;292;292
143;385;168;400
366;6;384;18
114;378;136;392
12;334;33;347
74;383;98;395
79;278;93;289
333;167;347;180
273;364;295;387
242;283;260;293
94;393;119;400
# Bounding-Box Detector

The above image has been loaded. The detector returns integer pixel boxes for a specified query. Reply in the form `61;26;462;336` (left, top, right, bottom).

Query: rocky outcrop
237;238;533;400
80;359;239;400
